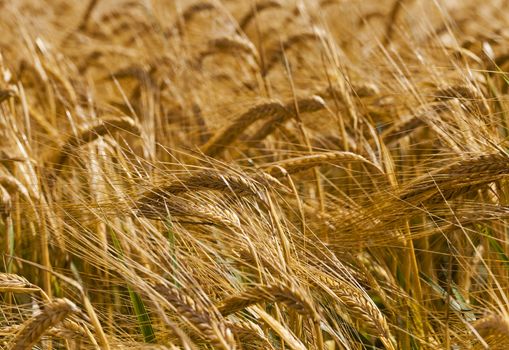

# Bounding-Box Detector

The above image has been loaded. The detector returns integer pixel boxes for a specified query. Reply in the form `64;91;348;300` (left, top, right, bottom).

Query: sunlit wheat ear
46;116;141;172
238;0;282;30
172;1;218;35
135;193;242;228
138;170;268;199
199;36;259;66
226;319;275;349
153;284;236;350
262;151;383;177
434;83;489;114
0;273;40;293
0;174;34;203
263;30;325;75
247;95;326;144
217;282;320;322
201;100;288;157
312;273;394;349
0;88;15;104
383;0;404;45
77;0;99;31
399;152;509;204
473;314;509;348
10;298;81;350
46;320;90;342
434;84;483;101
379;102;450;146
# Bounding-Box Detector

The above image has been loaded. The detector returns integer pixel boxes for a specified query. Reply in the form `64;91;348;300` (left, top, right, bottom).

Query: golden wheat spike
247;95;326;143
217;282;320;322
238;0;283;30
201;100;288;157
262;151;383;177
399;152;509;204
263;30;325;74
10;298;80;350
46;116;141;172
199;36;259;66
153;284;236;350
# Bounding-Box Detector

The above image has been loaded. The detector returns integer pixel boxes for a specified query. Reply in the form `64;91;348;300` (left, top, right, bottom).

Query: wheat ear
10;298;80;350
217;282;320;322
153;284;236;350
399;152;509;204
247;95;326;144
312;273;393;348
263;151;383;177
201;100;288;157
136;194;241;228
264;30;325;74
199;36;259;65
239;0;282;29
0;273;39;293
47;116;141;172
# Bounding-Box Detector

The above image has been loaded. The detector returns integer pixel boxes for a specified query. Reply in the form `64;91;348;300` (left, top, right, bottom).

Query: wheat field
1;0;509;349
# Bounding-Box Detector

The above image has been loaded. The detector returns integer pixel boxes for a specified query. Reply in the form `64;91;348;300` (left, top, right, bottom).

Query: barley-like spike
247;95;326;143
0;273;39;293
0;89;15;104
136;194;241;228
137;171;264;203
47;116;141;172
262;151;383;177
154;284;236;350
10;298;80;350
434;84;483;101
199;36;259;65
399;152;509;204
201;100;288;157
264;31;325;74
226;320;275;350
217;282;320;322
312;273;393;343
238;0;282;29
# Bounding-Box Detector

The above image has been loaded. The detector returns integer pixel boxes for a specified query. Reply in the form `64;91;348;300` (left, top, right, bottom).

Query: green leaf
110;228;156;343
